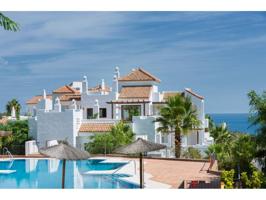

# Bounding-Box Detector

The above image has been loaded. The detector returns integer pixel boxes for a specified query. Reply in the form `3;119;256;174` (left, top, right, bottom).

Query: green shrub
251;170;263;188
221;169;235;189
0;120;30;154
241;172;251;188
85;122;134;154
182;147;202;159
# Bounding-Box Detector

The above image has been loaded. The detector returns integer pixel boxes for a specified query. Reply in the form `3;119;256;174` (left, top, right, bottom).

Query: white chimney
115;66;120;78
82;75;88;94
113;75;119;99
54;97;61;112
70;99;77;110
101;79;105;90
43;89;47;99
222;122;227;129
11;106;16;119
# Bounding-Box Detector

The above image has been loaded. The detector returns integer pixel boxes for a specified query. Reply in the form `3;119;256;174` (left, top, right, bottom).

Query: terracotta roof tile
26;95;52;104
79;123;114;133
88;85;111;93
119;86;152;99
118;68;161;83
53;85;79;94
59;94;81;102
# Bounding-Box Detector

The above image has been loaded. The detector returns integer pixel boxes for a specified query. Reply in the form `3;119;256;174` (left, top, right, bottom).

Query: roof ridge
53;85;79;94
118;67;161;83
138;67;161;82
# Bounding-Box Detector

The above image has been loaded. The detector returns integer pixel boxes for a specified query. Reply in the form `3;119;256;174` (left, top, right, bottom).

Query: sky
0;12;266;114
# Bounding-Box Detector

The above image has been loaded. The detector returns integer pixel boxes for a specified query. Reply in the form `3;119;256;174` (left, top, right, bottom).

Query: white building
27;67;213;157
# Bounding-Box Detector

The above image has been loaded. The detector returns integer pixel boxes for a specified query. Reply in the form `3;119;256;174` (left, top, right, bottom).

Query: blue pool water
0;159;139;189
209;113;258;134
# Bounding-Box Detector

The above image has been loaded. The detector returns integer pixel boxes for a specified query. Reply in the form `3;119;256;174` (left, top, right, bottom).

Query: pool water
0;159;139;189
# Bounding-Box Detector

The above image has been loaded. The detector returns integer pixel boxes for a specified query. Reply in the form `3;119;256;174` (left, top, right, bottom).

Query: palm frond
0;13;19;32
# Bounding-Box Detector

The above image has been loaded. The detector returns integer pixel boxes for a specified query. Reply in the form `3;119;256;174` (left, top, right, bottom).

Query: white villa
27;67;213;157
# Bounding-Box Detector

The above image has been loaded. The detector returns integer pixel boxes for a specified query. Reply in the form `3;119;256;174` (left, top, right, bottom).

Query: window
161;135;168;144
121;105;141;121
99;108;107;118
87;108;93;119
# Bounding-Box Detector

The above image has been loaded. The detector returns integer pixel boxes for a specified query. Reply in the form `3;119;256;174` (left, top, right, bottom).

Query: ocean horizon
208;113;257;135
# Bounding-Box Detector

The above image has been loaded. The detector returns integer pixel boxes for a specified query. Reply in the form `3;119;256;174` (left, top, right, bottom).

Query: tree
0;120;30;154
6;99;21;119
248;90;266;173
156;94;200;158
205;114;215;132
182;147;202;159
85;122;134;154
232;134;256;172
0;12;19;31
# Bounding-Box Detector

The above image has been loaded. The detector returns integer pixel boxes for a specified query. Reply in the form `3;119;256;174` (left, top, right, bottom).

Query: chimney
113;75;119;99
70;99;77;110
43;89;47;99
82;75;88;94
11;106;16;119
101;79;105;90
54;97;61;112
115;66;120;78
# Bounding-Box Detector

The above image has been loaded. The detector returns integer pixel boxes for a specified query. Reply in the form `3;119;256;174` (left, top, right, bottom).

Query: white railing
2;147;14;168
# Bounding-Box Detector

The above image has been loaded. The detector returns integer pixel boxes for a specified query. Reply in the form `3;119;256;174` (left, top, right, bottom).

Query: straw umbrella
39;141;90;188
114;138;166;188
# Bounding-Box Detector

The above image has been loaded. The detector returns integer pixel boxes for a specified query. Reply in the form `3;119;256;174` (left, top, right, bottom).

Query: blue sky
0;12;266;114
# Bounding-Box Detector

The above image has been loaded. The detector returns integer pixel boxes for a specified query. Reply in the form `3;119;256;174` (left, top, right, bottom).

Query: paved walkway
143;159;219;188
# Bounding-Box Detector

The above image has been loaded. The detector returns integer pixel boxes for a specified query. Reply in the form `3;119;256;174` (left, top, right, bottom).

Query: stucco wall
28;117;37;140
36;109;82;148
81;93;115;119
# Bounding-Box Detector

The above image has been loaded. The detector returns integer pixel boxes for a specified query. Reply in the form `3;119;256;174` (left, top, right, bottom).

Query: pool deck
1;155;220;189
81;156;220;188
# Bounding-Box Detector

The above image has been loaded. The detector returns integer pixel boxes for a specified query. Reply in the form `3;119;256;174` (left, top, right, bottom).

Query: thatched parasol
39;141;90;188
114;138;166;188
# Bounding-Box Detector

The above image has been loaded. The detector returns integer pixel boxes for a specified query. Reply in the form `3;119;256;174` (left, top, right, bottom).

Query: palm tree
156;94;200;158
211;124;234;144
6;99;21;119
0;12;19;31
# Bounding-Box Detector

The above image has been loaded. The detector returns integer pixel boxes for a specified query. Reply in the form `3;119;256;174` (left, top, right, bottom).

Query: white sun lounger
0;170;16;174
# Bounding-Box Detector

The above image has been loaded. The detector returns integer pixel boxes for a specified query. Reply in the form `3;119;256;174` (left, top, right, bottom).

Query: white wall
81;93;115;119
36;109;82;148
28;117;37;140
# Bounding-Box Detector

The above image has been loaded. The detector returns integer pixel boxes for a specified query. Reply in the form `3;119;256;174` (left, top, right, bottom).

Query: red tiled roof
118;68;161;83
108;99;150;104
53;85;79;94
88;85;111;93
79;123;114;133
26;95;52;104
59;94;81;102
119;86;152;99
185;88;204;100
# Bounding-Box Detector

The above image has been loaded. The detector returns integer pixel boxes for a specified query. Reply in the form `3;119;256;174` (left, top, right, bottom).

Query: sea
208;113;257;135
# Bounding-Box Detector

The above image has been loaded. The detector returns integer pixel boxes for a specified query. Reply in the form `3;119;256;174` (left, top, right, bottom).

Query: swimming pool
0;159;139;189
